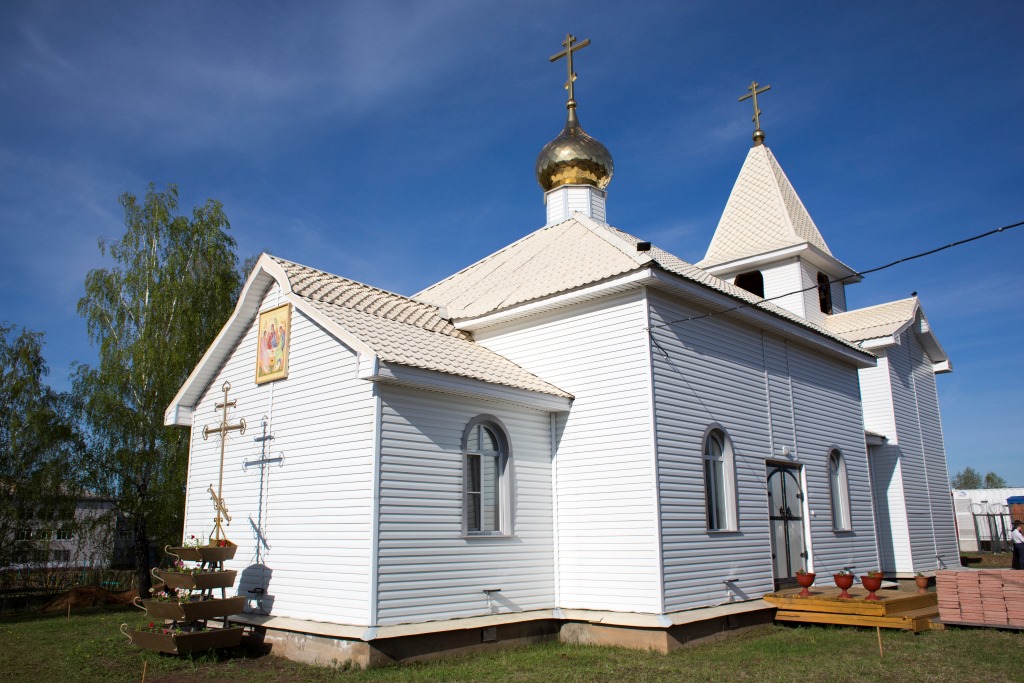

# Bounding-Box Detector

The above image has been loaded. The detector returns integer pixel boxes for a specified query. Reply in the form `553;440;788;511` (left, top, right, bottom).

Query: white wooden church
166;38;959;664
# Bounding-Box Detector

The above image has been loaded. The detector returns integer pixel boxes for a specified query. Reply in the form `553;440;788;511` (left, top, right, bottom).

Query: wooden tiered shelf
123;542;244;654
764;585;938;633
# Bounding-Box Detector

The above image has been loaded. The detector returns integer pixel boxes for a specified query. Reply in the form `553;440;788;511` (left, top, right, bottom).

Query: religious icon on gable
255;303;291;384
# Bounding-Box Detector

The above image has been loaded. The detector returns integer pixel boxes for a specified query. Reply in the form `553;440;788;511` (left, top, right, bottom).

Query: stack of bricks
936;571;962;622
936;569;1024;627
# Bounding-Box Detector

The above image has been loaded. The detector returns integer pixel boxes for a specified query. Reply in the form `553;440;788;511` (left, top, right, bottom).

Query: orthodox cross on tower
550;33;591;110
739;80;771;145
202;381;246;542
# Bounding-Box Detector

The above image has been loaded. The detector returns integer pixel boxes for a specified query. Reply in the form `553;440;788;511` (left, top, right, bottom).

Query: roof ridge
269;255;468;339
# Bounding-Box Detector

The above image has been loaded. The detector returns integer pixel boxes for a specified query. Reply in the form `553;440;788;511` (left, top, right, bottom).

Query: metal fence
969;502;1012;553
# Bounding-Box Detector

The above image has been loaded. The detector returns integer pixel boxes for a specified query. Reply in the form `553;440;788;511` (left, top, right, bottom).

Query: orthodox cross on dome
201;381;246;542
549;33;591;110
739;80;771;145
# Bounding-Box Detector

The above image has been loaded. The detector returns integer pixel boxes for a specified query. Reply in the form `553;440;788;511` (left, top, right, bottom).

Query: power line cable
647;219;1023;332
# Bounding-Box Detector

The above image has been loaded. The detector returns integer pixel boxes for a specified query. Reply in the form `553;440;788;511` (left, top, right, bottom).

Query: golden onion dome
535;108;614;192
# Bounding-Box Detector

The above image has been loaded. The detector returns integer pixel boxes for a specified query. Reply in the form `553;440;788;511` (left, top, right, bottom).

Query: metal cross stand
202;381;245;543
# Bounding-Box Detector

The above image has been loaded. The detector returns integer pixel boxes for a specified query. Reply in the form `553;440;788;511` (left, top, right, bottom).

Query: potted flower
833;568;854;599
914;572;930;593
861;570;884;601
120;621;244;655
136;587;245;621
795;568;816;597
153;560;237;591
166;535;238;563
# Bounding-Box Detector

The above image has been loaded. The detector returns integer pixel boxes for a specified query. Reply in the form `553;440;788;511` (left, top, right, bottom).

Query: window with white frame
463;418;510;535
828;449;851;531
703;428;736;531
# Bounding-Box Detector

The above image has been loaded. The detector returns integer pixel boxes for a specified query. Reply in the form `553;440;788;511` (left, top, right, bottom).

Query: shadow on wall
239;563;274;614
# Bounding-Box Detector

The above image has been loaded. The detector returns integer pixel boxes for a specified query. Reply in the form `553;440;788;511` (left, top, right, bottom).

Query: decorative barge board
763;586;938;633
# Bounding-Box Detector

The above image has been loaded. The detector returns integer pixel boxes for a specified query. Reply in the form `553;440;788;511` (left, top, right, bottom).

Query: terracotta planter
166;542;237;563
154;569;237;591
795;572;816;597
126;626;244;655
914;575;930;593
834;573;854;599
141;596;245;622
861;574;883;600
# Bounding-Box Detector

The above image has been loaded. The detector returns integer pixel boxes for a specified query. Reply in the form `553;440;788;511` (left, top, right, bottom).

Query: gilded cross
549;33;591;107
739;80;771;144
202;381;245;541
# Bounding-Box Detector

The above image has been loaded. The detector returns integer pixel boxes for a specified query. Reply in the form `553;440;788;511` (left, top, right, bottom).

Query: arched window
734;270;765;298
817;272;833;315
463;417;511;535
703;428;736;531
828;449;851;531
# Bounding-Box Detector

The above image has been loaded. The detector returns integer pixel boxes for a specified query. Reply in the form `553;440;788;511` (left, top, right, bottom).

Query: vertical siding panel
649;293;779;610
788;343;878;575
184;285;375;625
475;292;661;613
375;387;553;624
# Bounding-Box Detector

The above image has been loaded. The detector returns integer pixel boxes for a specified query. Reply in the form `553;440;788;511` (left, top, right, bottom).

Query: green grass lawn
1;605;1021;683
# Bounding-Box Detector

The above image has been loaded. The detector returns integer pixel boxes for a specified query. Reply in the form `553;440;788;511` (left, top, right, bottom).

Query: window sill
462;533;516;540
706;528;740;535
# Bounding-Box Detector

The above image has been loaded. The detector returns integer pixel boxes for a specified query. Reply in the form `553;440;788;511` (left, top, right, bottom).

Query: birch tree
75;184;241;594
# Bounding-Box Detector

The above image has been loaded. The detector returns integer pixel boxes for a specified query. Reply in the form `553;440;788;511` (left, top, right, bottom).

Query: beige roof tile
701;144;833;267
824;298;919;342
271;256;570;398
414;214;869;357
413;219;650;319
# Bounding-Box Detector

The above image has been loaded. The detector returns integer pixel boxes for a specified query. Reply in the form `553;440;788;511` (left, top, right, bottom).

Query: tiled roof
700;144;834;268
271;257;570;398
824;298;919;342
414;214;870;357
413;219;650;319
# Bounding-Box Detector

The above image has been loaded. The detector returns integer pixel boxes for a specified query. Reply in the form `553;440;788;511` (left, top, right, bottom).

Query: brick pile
936;569;1024;627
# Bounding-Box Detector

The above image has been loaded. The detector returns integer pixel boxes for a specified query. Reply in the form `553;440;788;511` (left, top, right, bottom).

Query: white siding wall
788;343;877;575
830;280;847;314
800;263;827;328
907;331;960;568
184;284;376;625
861;328;957;573
886;330;935;571
375;386;554;624
648;292;875;611
859;357;898;440
868;445;913;572
760;259;806;319
474;291;662;613
545;186;607;225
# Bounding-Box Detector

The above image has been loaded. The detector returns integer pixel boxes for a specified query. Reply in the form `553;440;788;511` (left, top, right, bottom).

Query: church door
766;463;807;587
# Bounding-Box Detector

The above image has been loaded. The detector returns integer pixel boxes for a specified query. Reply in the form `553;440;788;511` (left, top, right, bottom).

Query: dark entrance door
767;462;807;587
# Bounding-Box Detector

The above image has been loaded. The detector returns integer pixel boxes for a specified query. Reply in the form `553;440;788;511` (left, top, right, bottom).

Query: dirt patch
41;586;138;611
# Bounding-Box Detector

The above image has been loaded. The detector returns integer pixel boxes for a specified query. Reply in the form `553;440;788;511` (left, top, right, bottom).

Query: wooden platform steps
763;586;938;633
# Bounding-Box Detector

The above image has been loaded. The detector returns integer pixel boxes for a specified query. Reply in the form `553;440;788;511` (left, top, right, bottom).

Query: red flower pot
914;575;930;593
861;574;883;600
834;573;854;599
796;572;816;597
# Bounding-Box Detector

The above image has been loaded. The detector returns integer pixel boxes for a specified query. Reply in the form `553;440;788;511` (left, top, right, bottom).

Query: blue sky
1;1;1020;482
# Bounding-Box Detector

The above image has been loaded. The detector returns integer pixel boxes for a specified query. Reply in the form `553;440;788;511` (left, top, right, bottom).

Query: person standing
1011;520;1024;570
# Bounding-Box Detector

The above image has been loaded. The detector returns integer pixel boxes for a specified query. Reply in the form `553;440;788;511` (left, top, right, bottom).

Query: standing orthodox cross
202;381;245;542
739;81;771;142
549;33;591;107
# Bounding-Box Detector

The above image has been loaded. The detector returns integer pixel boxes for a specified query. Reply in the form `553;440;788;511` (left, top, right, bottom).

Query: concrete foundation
236;602;777;668
560;607;776;653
